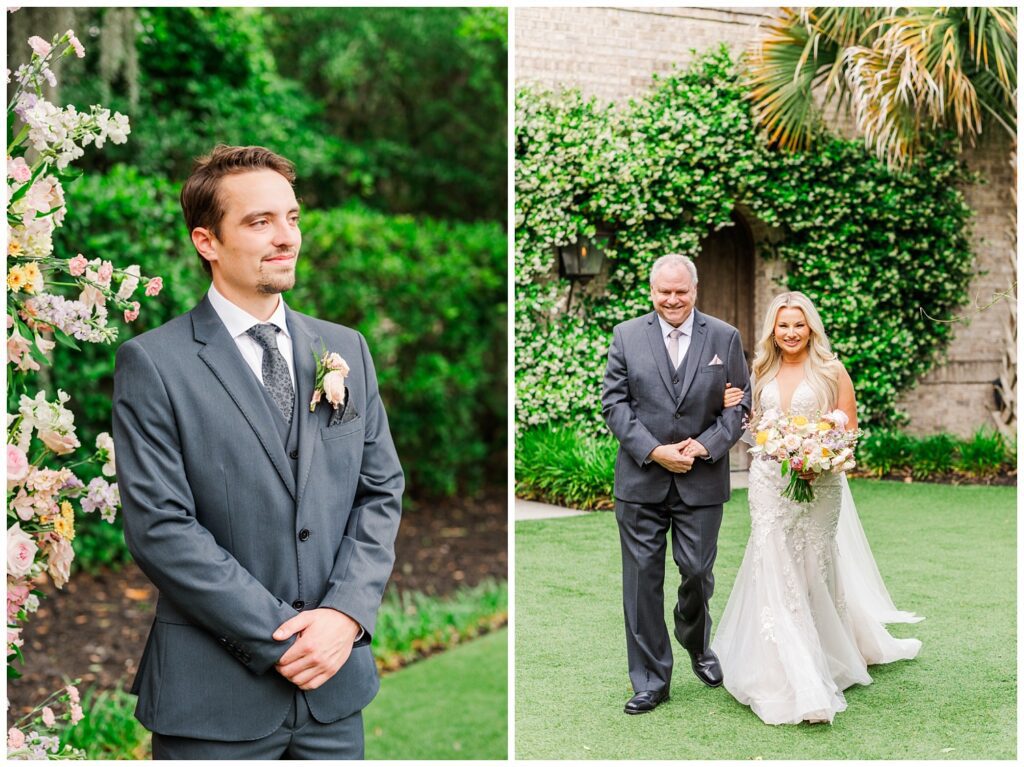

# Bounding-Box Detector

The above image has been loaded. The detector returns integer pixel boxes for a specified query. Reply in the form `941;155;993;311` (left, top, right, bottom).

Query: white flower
96;431;116;476
116;264;140;300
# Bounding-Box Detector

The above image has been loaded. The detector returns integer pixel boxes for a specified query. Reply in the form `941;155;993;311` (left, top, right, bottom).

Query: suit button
673;378;679;384
674;413;681;419
289;449;298;460
293;600;305;610
298;529;310;542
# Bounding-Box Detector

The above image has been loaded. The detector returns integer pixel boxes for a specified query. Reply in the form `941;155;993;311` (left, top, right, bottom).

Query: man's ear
191;227;219;268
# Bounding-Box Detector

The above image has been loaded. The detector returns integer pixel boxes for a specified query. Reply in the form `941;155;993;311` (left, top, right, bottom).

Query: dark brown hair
180;145;297;274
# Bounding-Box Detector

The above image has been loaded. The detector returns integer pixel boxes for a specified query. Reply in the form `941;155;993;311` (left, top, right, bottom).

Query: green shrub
856;429;917;476
372;579;508;670
910;434;958;479
515;425;617;509
62;686;150;760
955;428;1013;478
42;167;505;512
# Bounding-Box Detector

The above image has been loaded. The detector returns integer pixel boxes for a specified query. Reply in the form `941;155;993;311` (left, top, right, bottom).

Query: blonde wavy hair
751;292;842;413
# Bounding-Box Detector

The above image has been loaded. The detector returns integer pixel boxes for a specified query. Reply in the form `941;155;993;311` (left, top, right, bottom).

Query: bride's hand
798;470;816;481
723;382;743;408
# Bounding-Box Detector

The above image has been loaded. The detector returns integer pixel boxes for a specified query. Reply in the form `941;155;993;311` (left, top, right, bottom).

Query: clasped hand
273;608;360;691
651;438;708;474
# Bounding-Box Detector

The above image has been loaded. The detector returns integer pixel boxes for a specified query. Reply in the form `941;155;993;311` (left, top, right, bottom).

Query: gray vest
256;373;300;480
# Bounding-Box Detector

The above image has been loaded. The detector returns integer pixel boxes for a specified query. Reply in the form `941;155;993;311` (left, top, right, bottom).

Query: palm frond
743;8;838;151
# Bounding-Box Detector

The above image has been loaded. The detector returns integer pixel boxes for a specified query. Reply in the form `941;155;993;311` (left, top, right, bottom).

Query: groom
601;253;750;714
112;145;404;758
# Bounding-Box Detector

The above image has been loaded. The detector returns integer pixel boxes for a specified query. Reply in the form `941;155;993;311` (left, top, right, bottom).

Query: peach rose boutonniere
310;344;350;415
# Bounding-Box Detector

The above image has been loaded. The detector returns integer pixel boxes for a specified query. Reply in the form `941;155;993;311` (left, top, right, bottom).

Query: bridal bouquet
747;408;859;503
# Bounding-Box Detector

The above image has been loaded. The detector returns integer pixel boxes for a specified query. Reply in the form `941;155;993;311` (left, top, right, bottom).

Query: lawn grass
515;481;1016;759
365;628;507;759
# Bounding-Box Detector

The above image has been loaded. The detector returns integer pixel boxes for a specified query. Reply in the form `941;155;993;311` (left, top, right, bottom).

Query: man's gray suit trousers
615;482;724;695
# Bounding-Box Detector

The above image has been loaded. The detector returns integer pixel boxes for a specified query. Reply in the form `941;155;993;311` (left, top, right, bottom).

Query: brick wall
516;6;1016;436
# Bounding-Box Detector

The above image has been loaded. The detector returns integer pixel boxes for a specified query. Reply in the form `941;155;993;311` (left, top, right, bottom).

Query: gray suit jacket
601;309;750;506
112;296;404;741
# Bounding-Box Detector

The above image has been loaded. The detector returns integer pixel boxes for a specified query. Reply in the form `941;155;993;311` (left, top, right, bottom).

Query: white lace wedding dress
711;378;922;725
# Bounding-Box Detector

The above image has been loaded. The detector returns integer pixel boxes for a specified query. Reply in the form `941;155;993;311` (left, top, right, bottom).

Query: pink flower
66;685;80;704
46;535;74;588
7;444;30;486
7;326;39;372
66;30;85;58
38;428;80;455
8;727;25;750
123;301;140;322
144;276;163;297
68;254;88;276
7;581;30;622
7;522;38;578
70;703;83;725
41;707;55;727
96;261;114;287
324;352;350;375
322;370;347;408
10;489;38;522
8;156;31;183
27;36;52;57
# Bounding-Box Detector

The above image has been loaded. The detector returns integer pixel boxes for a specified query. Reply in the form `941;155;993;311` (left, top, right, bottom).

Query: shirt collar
657;309;695;338
207;282;291;340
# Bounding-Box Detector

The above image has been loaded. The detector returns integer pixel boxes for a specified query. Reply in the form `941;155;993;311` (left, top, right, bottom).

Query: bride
713;291;922;725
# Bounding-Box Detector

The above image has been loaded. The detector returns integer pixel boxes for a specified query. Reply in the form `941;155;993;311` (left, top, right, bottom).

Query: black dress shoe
688;648;723;687
624;688;669;715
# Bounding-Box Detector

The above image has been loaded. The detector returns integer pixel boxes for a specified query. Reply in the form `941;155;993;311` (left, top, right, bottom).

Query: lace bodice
759;377;823;417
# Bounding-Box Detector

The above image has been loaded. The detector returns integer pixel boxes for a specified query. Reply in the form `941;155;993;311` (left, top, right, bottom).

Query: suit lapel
192;297;296;499
676;311;708;408
287;308;321;507
644;312;676;400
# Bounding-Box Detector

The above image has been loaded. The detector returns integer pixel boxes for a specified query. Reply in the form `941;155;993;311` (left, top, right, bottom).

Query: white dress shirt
207;283;296;389
658;310;694;369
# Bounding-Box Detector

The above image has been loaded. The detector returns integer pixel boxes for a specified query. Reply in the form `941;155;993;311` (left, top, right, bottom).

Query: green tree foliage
263;6;507;221
55;7;507;220
57;8;347;205
516;47;975;434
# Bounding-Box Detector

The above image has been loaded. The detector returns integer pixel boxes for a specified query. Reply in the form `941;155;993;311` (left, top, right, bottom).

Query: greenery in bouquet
6;20;159;759
748;408;859;503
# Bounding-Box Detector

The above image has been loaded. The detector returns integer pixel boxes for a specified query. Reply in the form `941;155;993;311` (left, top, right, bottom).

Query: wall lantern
557;227;613;283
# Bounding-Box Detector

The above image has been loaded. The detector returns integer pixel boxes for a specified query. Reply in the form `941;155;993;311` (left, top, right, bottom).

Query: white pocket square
708;355;724;366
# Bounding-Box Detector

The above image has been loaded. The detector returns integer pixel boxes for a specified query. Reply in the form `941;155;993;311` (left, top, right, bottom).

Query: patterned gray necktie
668;328;683;369
246;323;294;423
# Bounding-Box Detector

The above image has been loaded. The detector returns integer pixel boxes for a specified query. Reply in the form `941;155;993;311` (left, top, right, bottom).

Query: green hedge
516;425;1015;509
27;165;504;570
515;46;975;435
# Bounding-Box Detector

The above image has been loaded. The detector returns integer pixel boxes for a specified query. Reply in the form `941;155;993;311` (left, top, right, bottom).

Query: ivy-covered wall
515;47;975;435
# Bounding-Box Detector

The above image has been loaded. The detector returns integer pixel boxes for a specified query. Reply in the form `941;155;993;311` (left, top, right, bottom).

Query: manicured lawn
515;481;1016;759
365;628;508;759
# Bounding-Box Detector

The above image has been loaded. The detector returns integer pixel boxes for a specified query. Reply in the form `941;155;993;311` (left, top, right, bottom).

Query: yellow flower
756;431;769;446
21;262;42;295
792;415;808;427
7;266;26;293
817;421;831;432
8;240;23;256
54;500;76;541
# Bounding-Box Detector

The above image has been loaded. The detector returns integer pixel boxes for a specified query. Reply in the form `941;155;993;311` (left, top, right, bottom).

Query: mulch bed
846;468;1017;486
8;487;507;719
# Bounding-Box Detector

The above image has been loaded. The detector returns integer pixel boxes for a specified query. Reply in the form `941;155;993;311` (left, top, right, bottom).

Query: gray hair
650;254;698;287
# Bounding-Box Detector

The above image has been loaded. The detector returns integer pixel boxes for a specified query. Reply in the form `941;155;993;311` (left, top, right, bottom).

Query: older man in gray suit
601;253;750;715
112;145;403;758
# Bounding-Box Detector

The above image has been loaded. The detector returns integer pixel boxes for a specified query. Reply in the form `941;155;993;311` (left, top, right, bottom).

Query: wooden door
694;213;755;471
